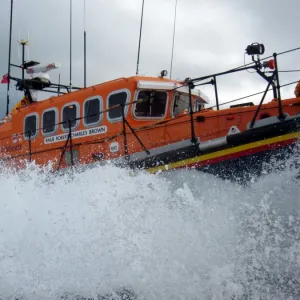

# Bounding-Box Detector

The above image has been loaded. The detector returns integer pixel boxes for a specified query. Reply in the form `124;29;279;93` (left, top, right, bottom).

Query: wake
0;151;299;300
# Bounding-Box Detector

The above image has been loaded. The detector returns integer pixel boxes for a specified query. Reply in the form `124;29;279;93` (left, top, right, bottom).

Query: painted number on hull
44;126;107;144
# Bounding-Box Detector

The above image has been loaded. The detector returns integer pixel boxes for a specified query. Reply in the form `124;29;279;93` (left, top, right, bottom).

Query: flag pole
6;0;13;115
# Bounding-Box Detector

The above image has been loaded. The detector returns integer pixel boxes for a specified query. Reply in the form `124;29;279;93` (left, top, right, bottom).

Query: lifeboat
1;42;300;181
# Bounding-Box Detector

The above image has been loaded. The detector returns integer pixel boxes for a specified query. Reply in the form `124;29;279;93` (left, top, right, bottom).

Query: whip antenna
170;0;178;79
136;0;145;75
69;0;72;89
27;28;30;61
17;29;20;59
6;0;13;115
84;0;87;88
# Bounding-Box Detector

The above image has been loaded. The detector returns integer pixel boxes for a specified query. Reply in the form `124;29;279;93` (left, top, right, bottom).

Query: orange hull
1;74;300;176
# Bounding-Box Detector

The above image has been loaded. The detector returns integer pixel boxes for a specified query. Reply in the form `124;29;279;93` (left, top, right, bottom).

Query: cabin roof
13;75;209;114
88;75;209;103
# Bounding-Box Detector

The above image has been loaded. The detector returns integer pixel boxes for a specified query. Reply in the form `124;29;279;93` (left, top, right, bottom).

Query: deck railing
1;47;300;170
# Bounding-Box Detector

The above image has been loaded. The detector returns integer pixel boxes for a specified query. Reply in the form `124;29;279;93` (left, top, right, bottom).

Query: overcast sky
0;0;300;118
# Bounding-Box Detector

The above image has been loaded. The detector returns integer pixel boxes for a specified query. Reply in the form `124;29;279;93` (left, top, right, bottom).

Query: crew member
11;95;31;112
295;81;300;97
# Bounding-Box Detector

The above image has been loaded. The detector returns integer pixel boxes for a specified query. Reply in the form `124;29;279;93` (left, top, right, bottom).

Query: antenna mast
27;28;30;61
136;0;145;75
69;0;72;89
20;39;29;81
84;0;87;88
170;0;178;79
6;0;13;116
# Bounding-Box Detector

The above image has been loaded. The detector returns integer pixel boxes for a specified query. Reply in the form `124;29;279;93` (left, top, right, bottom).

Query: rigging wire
244;52;256;74
207;80;299;110
269;70;300;73
234;46;300;71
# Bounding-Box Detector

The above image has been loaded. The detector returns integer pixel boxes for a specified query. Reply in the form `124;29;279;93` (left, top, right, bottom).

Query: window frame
61;102;80;132
194;99;204;112
106;89;131;123
83;96;103;127
170;92;191;117
24;112;39;140
133;89;169;120
42;107;58;136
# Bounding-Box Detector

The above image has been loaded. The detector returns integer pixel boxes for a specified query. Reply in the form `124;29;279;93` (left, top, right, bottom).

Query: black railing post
121;104;129;159
213;76;220;111
249;72;276;129
188;82;197;144
68;120;74;166
273;53;284;120
256;69;277;99
28;130;32;162
56;133;70;171
124;118;150;155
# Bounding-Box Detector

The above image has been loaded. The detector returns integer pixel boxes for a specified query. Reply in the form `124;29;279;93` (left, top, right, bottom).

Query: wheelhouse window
107;91;129;121
194;100;204;112
24;114;38;139
135;90;167;118
42;109;56;134
173;93;190;116
62;103;78;130
84;97;102;126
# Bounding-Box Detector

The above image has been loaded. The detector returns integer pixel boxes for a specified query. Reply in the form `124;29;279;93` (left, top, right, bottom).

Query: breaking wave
0;149;299;300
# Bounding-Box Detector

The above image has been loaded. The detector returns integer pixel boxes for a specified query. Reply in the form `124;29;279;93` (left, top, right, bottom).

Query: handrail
190;46;300;83
0;78;298;144
1;44;300;167
1;83;299;167
188;46;300;117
